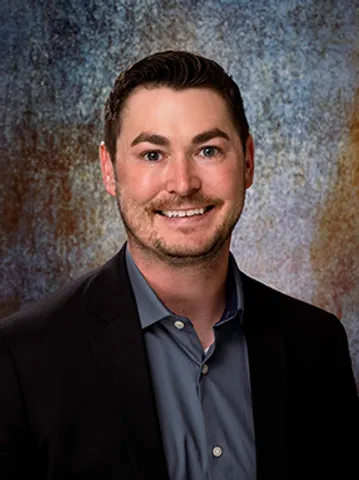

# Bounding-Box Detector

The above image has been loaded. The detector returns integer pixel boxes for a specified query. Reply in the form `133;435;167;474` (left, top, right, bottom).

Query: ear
244;134;254;189
99;142;116;197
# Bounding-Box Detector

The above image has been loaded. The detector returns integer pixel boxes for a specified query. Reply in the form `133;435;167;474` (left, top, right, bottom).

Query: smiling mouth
156;205;215;218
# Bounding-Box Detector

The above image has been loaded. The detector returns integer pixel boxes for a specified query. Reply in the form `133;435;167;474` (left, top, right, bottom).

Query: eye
143;150;162;162
199;146;220;157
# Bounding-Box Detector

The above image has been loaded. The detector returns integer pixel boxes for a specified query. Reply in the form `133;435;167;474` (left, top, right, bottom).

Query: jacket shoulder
240;271;343;335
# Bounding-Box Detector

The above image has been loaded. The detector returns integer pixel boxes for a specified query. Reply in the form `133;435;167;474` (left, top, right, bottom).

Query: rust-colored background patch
310;90;359;318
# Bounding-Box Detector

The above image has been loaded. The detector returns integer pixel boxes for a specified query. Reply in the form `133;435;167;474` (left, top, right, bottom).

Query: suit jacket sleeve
0;331;39;478
327;316;359;471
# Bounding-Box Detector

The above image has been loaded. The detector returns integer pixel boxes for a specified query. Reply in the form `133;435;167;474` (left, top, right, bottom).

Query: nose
164;155;201;196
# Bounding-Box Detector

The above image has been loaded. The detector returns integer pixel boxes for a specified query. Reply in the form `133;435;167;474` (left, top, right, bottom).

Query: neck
127;241;230;340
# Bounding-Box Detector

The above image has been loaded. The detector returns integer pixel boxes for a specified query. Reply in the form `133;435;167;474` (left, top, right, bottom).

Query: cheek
207;164;244;199
117;166;161;202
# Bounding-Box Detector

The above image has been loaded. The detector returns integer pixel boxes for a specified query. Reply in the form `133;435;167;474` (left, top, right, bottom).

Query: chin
150;235;229;266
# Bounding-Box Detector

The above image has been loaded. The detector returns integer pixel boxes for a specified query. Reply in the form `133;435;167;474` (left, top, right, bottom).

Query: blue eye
200;146;218;157
144;151;161;161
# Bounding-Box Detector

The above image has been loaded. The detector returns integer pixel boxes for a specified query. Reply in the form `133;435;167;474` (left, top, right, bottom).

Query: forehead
119;86;236;136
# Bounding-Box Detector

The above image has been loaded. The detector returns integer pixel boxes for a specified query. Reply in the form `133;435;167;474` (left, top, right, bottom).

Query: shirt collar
125;245;244;330
218;252;244;326
126;246;170;329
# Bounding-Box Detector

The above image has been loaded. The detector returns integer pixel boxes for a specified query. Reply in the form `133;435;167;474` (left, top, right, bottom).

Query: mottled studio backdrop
1;0;359;384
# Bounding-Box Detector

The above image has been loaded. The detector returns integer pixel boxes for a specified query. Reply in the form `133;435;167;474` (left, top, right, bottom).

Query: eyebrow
130;127;230;148
131;132;170;147
191;128;230;145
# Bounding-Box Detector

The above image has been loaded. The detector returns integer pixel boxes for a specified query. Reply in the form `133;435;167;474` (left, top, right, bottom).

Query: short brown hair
104;50;249;162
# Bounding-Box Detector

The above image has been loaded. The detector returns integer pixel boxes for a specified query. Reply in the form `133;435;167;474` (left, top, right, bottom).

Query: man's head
103;50;249;164
100;51;254;266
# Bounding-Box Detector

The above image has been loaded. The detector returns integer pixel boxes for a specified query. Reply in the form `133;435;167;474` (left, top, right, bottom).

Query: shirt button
202;364;209;375
174;320;185;329
212;445;223;458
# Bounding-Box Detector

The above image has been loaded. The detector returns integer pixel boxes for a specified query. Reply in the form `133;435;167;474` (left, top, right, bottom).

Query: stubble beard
115;185;246;268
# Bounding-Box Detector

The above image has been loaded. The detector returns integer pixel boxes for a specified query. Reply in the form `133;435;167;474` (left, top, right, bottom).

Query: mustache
149;194;223;211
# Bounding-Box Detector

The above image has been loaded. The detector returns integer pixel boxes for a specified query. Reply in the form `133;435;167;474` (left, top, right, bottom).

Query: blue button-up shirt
126;248;256;480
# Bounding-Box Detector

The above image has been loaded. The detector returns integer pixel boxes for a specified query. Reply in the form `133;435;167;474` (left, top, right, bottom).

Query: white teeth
162;208;206;218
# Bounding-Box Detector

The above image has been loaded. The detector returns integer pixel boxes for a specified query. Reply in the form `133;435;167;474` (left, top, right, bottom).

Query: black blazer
1;245;358;480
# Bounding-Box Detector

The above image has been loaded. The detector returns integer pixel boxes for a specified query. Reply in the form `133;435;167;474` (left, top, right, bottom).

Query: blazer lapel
87;246;169;480
242;273;288;480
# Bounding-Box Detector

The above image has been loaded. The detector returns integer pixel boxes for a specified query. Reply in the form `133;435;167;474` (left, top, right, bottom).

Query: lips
156;206;214;218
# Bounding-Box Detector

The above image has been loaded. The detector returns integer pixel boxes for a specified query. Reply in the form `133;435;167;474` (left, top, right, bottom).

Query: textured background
1;0;358;385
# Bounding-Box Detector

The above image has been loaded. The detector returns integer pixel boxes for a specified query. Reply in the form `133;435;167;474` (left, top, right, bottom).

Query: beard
115;184;245;267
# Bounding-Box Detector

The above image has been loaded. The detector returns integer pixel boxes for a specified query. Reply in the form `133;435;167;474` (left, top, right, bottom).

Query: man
0;51;358;480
